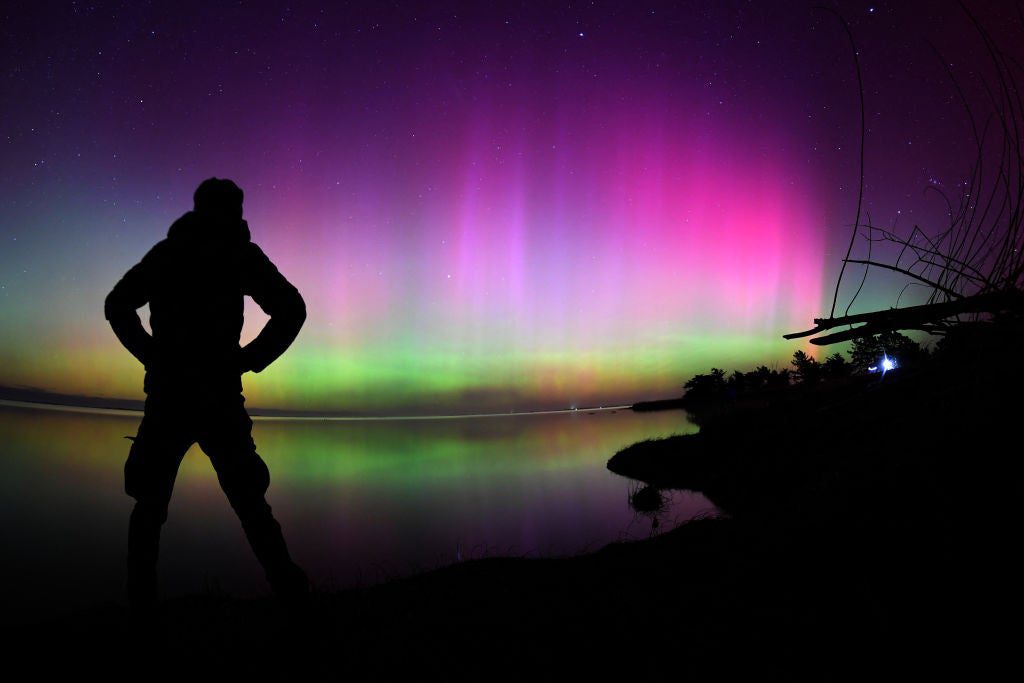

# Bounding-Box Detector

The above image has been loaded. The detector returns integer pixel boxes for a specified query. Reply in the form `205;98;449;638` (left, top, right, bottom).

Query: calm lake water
0;402;710;622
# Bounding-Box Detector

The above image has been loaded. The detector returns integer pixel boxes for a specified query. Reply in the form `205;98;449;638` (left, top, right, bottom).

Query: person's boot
235;496;310;601
126;501;165;619
268;560;311;602
126;554;159;619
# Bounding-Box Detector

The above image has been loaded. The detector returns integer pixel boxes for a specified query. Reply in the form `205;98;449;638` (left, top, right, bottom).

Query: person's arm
103;244;161;366
240;243;306;373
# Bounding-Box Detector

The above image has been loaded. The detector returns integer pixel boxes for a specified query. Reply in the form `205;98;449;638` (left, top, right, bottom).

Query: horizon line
0;398;633;421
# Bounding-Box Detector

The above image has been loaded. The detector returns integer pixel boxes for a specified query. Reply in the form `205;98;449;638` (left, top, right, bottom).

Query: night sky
1;1;1017;414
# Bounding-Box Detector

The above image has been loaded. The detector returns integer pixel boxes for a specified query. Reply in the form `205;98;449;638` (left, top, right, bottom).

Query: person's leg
124;397;193;612
197;393;308;599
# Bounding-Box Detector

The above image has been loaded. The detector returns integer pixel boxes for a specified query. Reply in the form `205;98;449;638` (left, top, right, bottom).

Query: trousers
124;391;306;607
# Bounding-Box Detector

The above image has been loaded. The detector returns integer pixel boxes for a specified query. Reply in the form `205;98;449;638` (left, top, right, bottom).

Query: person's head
193;178;244;220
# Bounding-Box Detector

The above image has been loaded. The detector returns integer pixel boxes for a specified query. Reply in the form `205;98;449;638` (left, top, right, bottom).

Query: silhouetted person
105;178;309;613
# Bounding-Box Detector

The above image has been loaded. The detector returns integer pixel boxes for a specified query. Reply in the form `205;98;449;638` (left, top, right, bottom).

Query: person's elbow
104;288;124;322
292;289;307;329
279;287;306;331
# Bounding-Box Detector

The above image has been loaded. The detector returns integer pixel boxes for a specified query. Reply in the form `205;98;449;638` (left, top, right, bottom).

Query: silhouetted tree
823;352;852;379
727;370;747;394
850;336;880;370
683;367;728;405
850;331;926;371
750;365;772;389
791;350;821;383
770;367;792;388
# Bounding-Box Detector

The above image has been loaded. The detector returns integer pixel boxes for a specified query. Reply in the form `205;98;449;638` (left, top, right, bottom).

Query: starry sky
1;0;1018;414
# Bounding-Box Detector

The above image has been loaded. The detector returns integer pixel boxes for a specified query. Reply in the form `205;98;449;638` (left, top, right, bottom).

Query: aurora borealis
1;1;1012;414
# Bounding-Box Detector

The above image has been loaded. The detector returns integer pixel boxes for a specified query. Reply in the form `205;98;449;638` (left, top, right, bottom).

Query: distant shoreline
630;397;686;412
0;398;631;421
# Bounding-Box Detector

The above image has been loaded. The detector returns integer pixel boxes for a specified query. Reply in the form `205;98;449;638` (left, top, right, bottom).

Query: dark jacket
104;211;306;395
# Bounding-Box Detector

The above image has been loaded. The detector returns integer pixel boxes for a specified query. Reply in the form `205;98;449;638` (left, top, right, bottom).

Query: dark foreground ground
6;322;1023;680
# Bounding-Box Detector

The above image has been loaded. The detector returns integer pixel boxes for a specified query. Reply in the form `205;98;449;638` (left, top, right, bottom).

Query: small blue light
867;354;898;375
880;354;896;374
